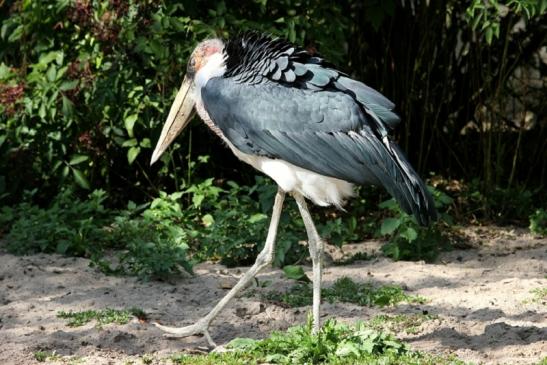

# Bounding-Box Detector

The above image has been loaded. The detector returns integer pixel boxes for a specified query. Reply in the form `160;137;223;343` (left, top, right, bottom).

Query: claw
153;320;217;347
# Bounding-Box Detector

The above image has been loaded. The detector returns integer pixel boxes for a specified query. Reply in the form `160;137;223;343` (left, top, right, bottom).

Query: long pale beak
150;75;196;165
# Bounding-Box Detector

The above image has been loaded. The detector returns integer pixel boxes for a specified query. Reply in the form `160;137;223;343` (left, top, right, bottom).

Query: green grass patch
368;314;439;335
258;277;426;308
57;307;146;328
524;287;547;305
171;318;466;365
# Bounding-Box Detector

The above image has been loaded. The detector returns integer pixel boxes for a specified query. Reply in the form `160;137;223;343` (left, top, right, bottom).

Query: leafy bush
172;318;467;364
529;209;547;236
104;192;194;280
1;0;545;214
5;189;112;256
227;318;409;364
3;189;193;280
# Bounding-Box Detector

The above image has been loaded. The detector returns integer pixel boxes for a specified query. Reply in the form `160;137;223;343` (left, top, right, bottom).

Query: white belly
195;98;354;208
226;140;354;208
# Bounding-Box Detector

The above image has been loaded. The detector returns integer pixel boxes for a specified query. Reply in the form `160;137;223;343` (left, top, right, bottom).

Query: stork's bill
150;76;195;165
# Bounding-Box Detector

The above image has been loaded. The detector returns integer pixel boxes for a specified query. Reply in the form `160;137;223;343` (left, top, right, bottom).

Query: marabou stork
150;32;437;346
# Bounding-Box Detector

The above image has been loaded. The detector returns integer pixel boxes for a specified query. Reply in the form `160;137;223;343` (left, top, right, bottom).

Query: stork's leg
154;188;285;346
292;192;324;334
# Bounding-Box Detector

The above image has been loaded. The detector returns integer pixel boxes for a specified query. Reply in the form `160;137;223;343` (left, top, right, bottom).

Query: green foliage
283;265;311;282
5;189;111;256
368;314;439;335
33;351;60;363
190;176;307;268
4;189;193;280
171;318;467;365
0;0;349;204
529;209;547;236
1;0;544;217
379;188;454;262
524;287;547;305
465;0;546;44
171;318;465;365
57;307;146;327
227;318;409;364
102;192;194;280
259;277;425;308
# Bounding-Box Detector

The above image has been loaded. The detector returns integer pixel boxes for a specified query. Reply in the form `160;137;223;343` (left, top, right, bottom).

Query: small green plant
259;277;425;308
282;265;311;282
171;317;466;364
379;187;454;262
529;209;547;236
368;313;439;335
524;287;547;305
34;351;50;362
57;307;145;328
103;192;194;280
5;189;112;257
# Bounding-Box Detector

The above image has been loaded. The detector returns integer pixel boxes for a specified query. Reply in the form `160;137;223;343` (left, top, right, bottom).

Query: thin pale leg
155;188;286;346
293;192;324;334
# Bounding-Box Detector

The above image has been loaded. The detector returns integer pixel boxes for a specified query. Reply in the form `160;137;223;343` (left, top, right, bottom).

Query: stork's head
150;38;225;165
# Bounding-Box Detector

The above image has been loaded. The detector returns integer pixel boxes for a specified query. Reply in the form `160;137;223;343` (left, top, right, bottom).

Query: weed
524;287;547;305
34;351;50;362
379;187;454;262
368;314;439;335
332;251;370;266
103;192;194;280
57;307;145;328
259;277;426;308
140;354;154;364
171;317;467;364
529;209;547;236
6;189;112;257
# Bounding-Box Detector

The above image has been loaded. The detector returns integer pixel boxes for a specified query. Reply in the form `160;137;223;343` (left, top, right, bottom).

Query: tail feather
378;141;438;226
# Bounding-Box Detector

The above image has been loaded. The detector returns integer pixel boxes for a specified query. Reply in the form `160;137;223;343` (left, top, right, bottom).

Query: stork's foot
154;319;216;347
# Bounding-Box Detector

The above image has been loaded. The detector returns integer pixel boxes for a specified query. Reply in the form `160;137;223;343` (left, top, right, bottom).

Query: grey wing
202;77;437;225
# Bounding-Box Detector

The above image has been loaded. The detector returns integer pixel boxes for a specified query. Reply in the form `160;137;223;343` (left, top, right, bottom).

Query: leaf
7;25;23;42
283;265;311;282
201;214;214;227
122;138;138;147
400;227;418;242
127;146;141;164
227;337;257;350
380;218;401;236
46;65;57;82
72;168;90;189
139;138;151;148
378;198;397;210
192;194;204;208
360;337;375;353
485;26;494;44
61;95;74;116
248;213;267;224
69;154;89;165
59;80;79;91
124;114;138;137
336;341;360;357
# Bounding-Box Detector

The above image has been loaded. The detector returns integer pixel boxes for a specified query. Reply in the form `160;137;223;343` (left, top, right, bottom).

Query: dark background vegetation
0;0;546;278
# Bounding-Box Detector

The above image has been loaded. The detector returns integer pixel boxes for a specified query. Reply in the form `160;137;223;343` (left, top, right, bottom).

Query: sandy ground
0;226;545;365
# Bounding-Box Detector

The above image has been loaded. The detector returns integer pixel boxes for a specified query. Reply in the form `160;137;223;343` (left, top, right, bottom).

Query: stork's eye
189;58;196;69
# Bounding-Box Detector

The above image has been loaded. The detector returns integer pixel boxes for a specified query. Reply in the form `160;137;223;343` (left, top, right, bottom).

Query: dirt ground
0;226;545;365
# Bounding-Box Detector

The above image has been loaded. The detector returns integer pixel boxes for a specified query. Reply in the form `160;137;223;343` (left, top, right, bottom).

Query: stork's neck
194;52;226;97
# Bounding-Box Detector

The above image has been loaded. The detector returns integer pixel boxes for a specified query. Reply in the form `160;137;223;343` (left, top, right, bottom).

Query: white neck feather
194;53;226;100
